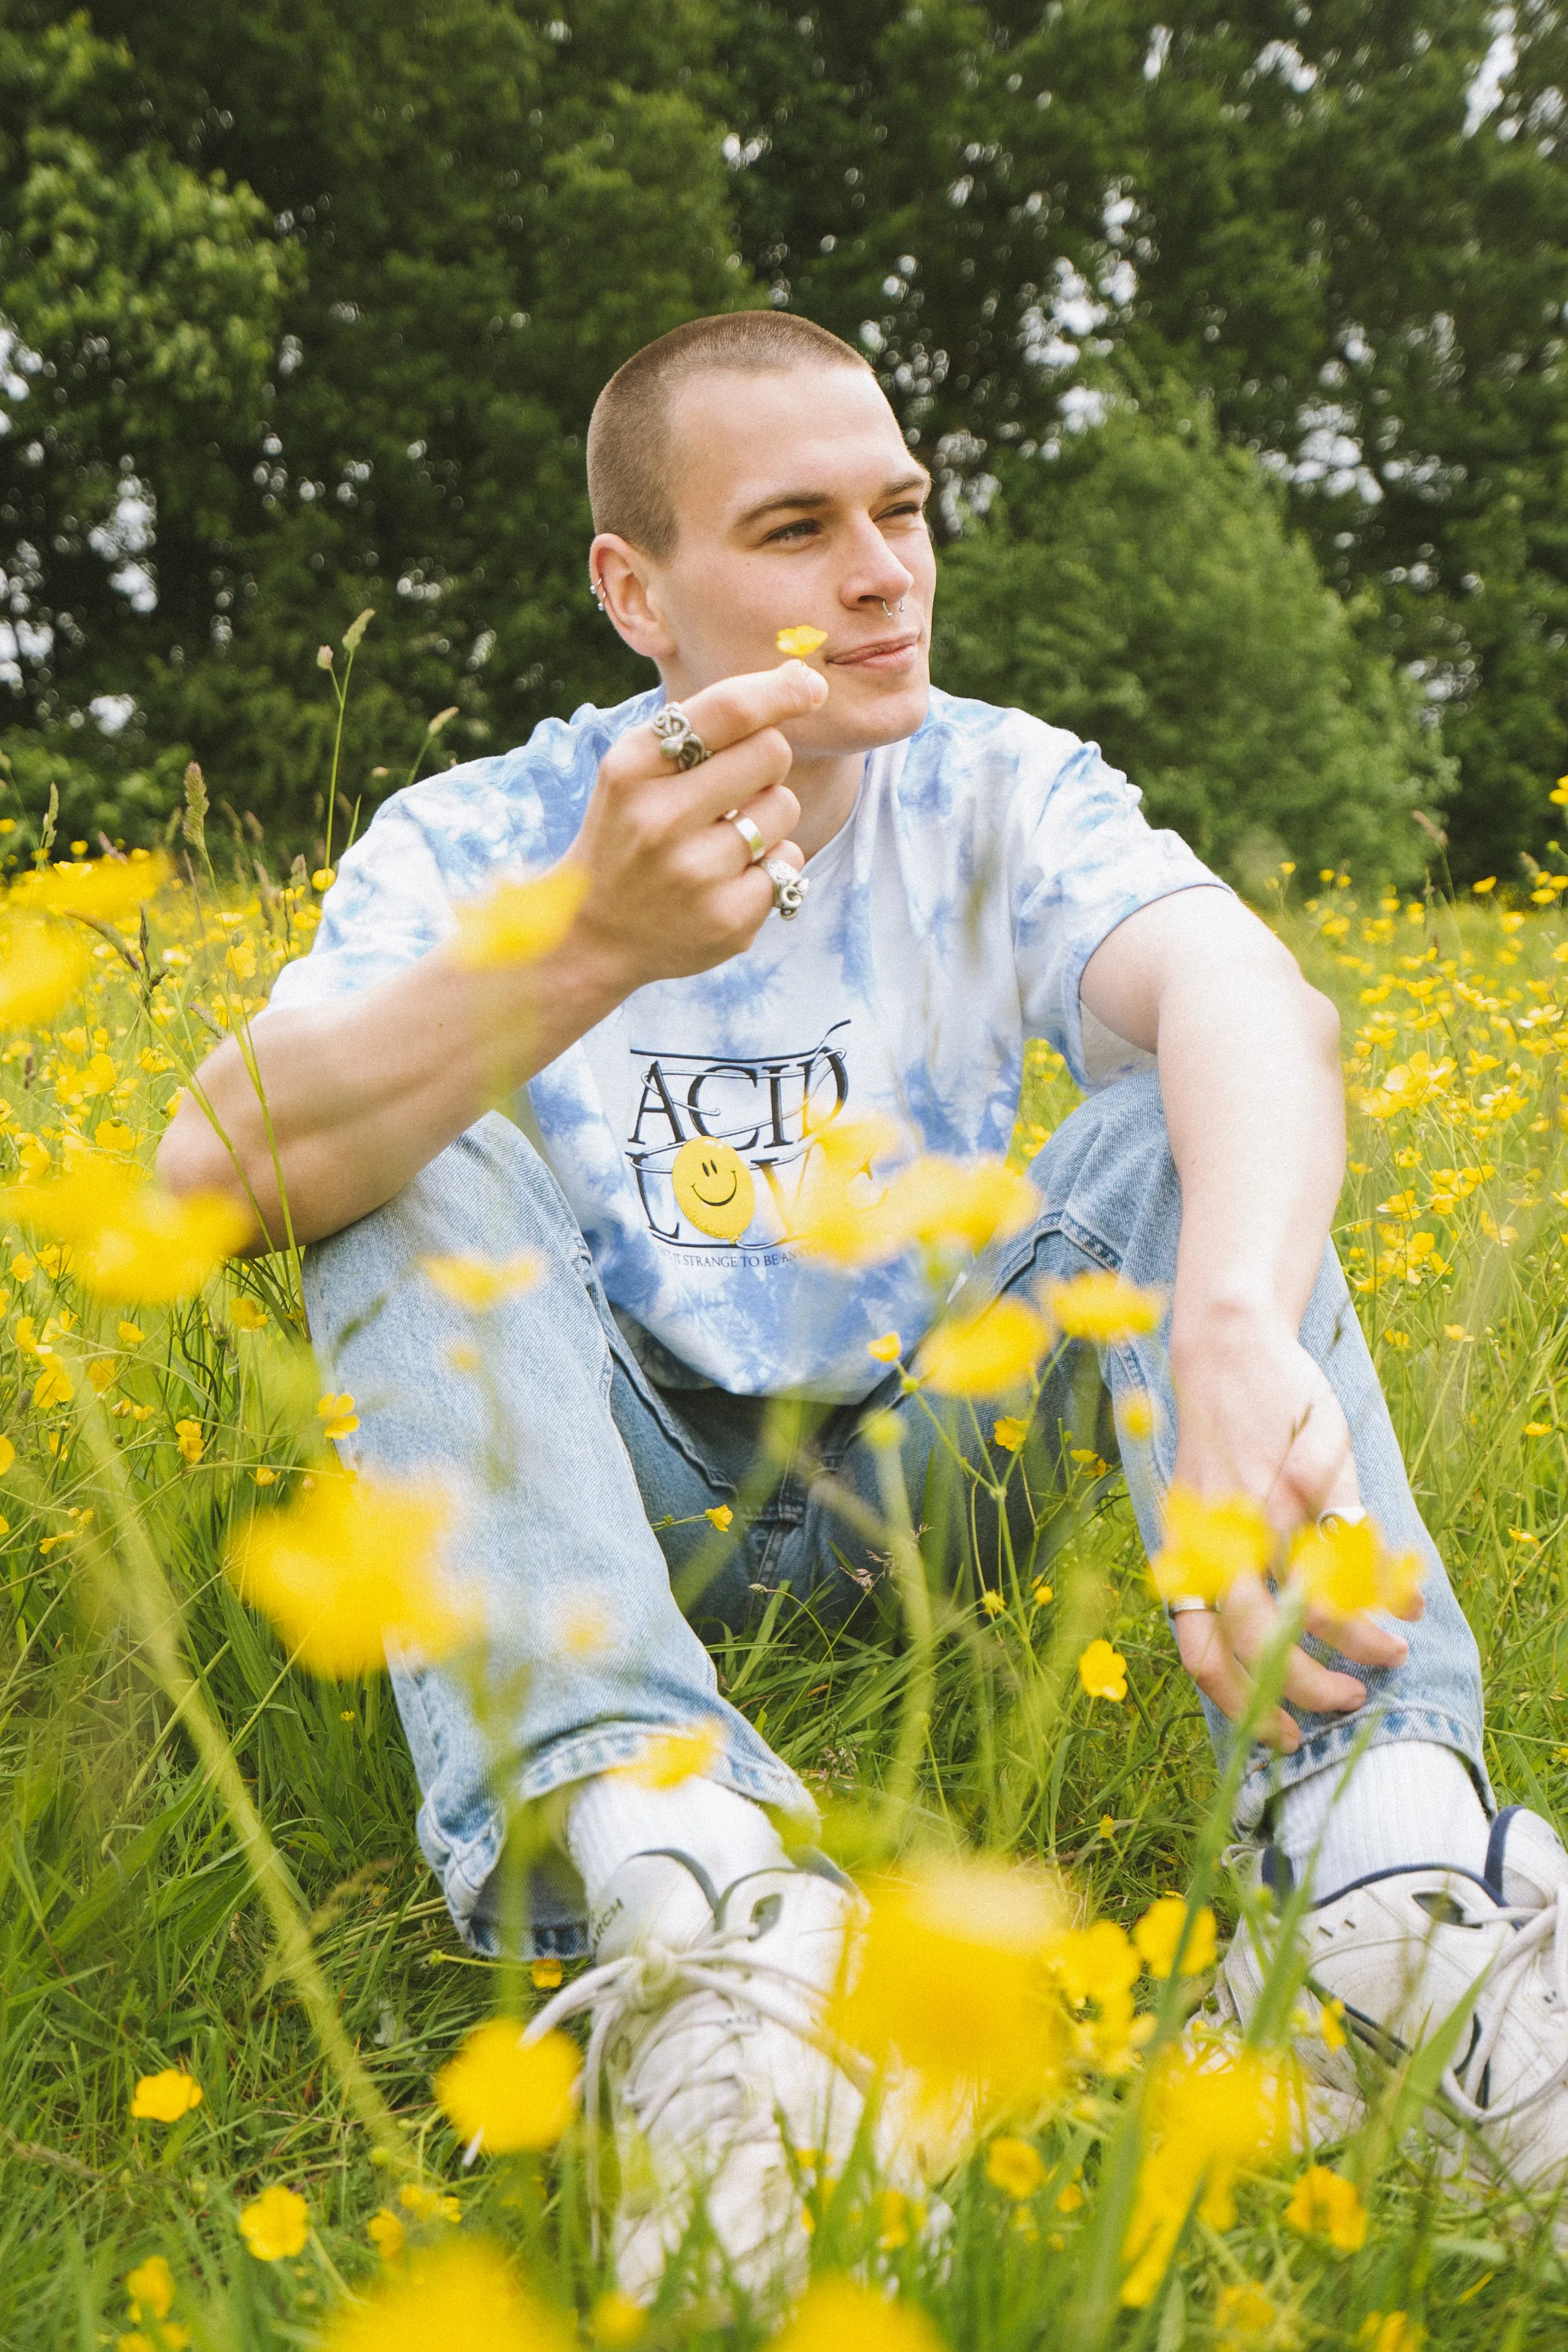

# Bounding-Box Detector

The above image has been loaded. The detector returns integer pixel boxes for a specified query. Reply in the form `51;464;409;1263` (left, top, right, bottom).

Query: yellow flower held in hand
238;2183;309;2262
1042;1270;1163;1345
418;1250;541;1310
228;1467;468;1677
776;625;828;658
435;2018;581;2152
986;2136;1046;2199
918;1296;1048;1398
319;2238;571;2352
452;863;588;969
1150;1485;1272;1607
1284;2163;1367;2251
619;1715;725;1789
130;2069;203;2122
1133;1895;1218;1979
1077;1638;1127;1702
772;2274;944;2352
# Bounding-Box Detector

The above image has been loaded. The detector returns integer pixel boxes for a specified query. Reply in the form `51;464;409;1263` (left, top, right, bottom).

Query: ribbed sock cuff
564;1771;787;1914
1277;1739;1490;1898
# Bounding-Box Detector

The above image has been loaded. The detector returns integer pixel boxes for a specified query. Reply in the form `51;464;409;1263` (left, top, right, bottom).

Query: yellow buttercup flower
174;1419;206;1465
1215;2283;1276;2340
0;1436;14;1478
124;2256;177;2323
434;2018;580;2152
867;1329;902;1363
1150;1485;1271;1607
238;2184;309;2261
617;1716;724;1789
704;1503;734;1531
1119;1389;1157;1441
591;2287;647;2345
789;1115;903;1263
367;2207;406;2261
228;1296;269;1332
0;1165;248;1302
1121;2047;1288;2306
1284;2162;1366;2250
986;2136;1046;2199
887;1155;1039;1256
776;625;828;658
316;1391;360;1440
130;2069;203;2122
1287;1514;1423;1618
771;2274;943;2352
0;916;90;1028
918;1297;1048;1396
1132;1895;1217;1979
11;850;173;924
397;2183;461;2223
227;1468;468;1677
992;1414;1028;1452
1042;1270;1163;1344
418;1251;541;1310
31;1360;75;1410
452;863;588;969
1077;1638;1127;1702
318;2239;571;2352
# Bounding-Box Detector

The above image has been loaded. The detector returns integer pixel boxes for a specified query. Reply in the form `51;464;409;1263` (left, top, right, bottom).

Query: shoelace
1441;1888;1568;2130
473;1932;870;2252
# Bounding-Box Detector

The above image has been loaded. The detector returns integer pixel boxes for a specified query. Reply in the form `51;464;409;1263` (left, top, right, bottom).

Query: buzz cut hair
587;311;873;560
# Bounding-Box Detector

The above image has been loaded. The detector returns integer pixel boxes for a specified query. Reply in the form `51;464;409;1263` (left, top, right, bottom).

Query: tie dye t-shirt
266;684;1224;1399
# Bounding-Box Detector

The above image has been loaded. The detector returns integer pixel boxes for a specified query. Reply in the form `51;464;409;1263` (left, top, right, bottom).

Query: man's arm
159;663;824;1248
1080;889;1417;1748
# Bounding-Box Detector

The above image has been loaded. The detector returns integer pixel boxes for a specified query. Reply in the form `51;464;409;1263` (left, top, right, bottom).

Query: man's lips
827;631;921;669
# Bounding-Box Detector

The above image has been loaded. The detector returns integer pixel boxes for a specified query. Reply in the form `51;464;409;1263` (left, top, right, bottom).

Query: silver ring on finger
723;809;767;866
652;704;709;769
763;857;808;921
1316;1505;1367;1536
1167;1595;1215;1616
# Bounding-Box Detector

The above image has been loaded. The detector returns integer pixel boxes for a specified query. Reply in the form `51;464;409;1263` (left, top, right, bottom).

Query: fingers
1175;1610;1300;1752
714;781;801;874
1301;1603;1415;1663
679;660;828;755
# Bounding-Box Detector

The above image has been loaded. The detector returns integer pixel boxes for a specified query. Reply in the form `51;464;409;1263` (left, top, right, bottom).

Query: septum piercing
880;597;906;619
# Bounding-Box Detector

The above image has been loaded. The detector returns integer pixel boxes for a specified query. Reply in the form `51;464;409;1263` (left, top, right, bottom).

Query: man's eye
763;519;819;544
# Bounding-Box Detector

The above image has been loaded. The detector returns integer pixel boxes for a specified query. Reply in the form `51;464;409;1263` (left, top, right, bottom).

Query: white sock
1276;1741;1490;1899
564;1771;787;1918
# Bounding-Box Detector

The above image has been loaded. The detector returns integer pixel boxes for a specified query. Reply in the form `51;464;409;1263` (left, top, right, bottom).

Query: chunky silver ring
1167;1595;1215;1616
1317;1505;1368;1535
763;857;808;921
723;809;767;865
652;705;709;769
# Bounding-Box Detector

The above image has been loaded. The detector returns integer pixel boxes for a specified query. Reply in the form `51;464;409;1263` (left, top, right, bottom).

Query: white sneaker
1224;1808;1568;2199
524;1849;924;2307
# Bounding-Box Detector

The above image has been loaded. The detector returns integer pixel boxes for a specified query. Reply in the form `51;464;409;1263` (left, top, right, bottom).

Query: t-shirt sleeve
263;795;466;1016
1011;726;1230;1089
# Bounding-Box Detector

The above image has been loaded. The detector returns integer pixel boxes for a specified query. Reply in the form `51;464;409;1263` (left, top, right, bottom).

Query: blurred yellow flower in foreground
239;2184;309;2262
591;2287;647;2345
1121;2046;1288;2306
1284;2162;1367;2250
418;1250;541;1310
1150;1486;1271;1607
130;2069;203;2122
918;1297;1048;1396
0;918;90;1029
1119;1389;1157;1441
617;1716;724;1788
228;1296;268;1332
1215;2283;1276;2339
890;1156;1039;1256
452;863;588;969
776;625;828;658
228;1468;467;1676
772;2275;944;2352
1042;1270;1163;1344
11;850;172;924
0;1437;13;1478
985;2136;1046;2199
1360;2316;1425;2352
398;2183;461;2223
0;1165;249;1302
435;2018;580;2152
1077;1638;1127;1701
367;2207;405;2261
320;2239;570;2352
124;2257;175;2322
1287;1515;1422;1619
1132;1895;1217;1979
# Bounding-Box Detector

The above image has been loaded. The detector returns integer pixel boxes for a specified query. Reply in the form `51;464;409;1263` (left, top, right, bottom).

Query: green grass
7;859;1568;2347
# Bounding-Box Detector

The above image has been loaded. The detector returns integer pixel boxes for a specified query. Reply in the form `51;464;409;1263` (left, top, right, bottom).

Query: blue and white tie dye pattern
266;684;1226;1399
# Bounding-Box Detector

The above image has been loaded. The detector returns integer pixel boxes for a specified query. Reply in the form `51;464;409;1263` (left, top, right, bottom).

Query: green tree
934;403;1450;880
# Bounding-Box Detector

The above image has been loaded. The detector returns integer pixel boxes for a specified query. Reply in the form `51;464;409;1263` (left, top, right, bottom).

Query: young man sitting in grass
162;311;1568;2297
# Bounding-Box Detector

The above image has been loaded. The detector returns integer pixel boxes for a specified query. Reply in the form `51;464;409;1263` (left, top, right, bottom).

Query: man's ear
590;534;676;661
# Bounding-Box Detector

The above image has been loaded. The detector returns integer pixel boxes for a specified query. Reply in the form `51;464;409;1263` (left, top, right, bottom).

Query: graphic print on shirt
626;1021;854;1249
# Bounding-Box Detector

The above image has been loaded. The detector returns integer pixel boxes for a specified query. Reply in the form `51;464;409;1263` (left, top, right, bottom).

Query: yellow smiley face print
671;1138;757;1242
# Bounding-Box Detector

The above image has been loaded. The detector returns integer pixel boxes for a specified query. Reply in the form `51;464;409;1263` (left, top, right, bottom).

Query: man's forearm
157;935;622;1249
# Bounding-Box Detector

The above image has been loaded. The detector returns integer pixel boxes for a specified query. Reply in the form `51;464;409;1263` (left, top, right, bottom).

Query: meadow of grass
5;765;1568;2350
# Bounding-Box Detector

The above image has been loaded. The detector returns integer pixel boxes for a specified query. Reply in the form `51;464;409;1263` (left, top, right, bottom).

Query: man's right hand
158;661;825;1250
566;659;823;995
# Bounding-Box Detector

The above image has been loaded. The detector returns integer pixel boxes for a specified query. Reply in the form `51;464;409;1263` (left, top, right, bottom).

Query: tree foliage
1;0;1564;874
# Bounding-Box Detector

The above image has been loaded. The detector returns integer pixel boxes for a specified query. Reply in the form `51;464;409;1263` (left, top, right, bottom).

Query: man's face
637;363;936;755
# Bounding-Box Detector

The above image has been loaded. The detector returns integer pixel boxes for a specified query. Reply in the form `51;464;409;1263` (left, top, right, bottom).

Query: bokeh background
1;2;1563;877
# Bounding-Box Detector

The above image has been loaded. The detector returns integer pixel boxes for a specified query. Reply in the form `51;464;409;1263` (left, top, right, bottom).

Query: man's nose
842;520;916;609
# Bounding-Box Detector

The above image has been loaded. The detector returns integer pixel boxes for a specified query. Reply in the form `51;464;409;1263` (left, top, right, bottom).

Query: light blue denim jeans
304;1070;1488;1956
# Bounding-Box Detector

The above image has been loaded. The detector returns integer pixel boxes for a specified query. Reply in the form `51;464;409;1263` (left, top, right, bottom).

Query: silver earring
590;575;608;613
880;597;906;619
